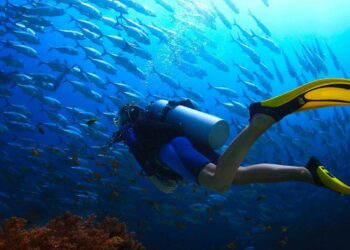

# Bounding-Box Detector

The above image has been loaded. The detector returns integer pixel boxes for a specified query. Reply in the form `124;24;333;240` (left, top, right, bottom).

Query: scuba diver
106;78;350;194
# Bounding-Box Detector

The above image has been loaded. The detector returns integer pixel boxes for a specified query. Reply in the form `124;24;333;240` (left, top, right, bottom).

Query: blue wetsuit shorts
157;136;220;183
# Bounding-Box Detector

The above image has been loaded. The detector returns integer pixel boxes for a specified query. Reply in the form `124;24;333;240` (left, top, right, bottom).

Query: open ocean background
0;0;350;249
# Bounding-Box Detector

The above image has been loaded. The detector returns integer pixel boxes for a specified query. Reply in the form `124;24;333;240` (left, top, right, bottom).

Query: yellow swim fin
316;166;350;195
249;78;350;121
306;157;350;195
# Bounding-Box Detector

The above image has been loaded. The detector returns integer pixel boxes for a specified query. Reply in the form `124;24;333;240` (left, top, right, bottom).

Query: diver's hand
148;175;178;193
120;123;137;145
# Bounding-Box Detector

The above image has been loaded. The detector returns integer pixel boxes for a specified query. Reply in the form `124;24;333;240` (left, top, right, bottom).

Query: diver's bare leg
200;114;276;191
233;164;314;185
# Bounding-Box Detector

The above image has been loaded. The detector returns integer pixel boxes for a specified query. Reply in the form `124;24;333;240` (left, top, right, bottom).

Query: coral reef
0;212;145;250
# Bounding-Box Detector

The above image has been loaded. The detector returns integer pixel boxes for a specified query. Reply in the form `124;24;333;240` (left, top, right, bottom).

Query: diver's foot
249;102;277;122
305;157;324;186
249;102;284;122
249;97;305;123
306;156;350;195
249;113;275;127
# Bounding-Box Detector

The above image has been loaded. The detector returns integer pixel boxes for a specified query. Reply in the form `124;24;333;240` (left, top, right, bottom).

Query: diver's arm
119;124;144;153
120;125;161;178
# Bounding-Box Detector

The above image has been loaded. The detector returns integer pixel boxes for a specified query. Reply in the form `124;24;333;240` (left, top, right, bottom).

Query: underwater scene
1;0;350;249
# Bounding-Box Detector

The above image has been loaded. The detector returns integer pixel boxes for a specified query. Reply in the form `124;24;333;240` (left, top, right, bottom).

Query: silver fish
208;83;239;99
49;46;79;56
88;57;117;74
74;0;102;19
1;40;38;58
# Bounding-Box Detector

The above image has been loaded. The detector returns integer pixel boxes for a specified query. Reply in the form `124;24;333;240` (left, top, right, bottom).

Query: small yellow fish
206;207;212;213
129;177;136;184
111;160;119;171
71;154;79;166
87;118;98;126
262;224;272;232
227;240;235;250
31;148;40;157
278;239;288;246
110;190;119;198
257;194;268;201
93;172;101;181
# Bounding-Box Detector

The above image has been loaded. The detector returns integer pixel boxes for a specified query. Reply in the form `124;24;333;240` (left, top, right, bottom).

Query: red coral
0;212;145;250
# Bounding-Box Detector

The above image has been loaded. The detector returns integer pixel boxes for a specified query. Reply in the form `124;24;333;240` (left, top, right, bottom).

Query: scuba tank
147;99;229;149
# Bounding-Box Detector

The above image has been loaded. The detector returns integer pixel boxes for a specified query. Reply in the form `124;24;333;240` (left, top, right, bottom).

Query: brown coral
0;212;145;250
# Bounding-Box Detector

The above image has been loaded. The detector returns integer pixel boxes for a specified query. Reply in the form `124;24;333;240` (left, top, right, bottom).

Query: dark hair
118;104;141;124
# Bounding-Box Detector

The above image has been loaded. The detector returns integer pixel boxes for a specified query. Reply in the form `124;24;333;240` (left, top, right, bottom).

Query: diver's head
114;103;141;128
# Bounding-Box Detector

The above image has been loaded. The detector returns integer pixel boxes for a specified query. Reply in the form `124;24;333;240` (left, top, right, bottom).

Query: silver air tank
148;100;229;149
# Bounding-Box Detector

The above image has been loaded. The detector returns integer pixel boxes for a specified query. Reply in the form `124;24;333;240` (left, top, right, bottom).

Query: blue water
1;0;350;249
